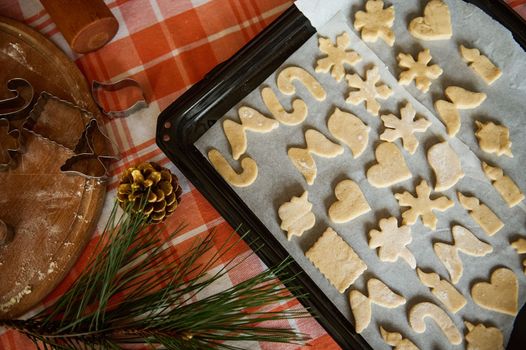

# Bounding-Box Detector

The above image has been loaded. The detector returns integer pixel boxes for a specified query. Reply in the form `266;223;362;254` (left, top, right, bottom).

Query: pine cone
117;162;182;224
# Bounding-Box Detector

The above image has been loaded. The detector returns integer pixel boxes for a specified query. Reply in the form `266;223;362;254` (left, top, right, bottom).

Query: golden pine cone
117;162;182;224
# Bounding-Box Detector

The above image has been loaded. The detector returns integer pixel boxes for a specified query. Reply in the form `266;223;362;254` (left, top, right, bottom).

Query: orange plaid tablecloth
0;0;524;349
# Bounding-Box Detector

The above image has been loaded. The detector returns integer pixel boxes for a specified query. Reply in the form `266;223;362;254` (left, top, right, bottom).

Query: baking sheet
195;1;526;349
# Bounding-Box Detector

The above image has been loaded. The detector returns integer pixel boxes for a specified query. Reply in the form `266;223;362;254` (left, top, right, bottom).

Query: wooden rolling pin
40;0;119;54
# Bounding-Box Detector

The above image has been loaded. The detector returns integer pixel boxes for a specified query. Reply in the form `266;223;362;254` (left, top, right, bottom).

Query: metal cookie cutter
61;118;119;179
0;78;34;119
91;78;148;118
0;118;24;171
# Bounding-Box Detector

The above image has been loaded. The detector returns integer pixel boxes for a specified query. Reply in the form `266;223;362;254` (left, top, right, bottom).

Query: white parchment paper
195;2;526;349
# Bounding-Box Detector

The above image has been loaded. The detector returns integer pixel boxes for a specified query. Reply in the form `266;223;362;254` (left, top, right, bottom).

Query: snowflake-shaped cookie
380;102;431;154
316;32;361;82
395;180;454;231
369;217;416;268
346;66;392;116
354;0;395;46
398;49;443;93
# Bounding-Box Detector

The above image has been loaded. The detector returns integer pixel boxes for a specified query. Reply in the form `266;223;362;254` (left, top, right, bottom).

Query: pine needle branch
1;200;311;349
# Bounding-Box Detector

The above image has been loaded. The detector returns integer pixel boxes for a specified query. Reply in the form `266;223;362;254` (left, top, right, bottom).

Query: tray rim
156;2;526;349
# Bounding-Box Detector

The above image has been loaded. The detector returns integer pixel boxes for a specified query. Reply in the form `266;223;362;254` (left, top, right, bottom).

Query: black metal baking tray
156;2;526;349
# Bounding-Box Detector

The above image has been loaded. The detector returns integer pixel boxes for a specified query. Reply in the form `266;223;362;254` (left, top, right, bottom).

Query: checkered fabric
0;0;524;349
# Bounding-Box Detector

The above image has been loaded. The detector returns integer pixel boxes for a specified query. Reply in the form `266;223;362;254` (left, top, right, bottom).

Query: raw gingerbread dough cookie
305;129;344;157
464;321;504;350
398;49;443;93
511;238;526;254
445;86;487;109
306;227;367;293
349;278;406;333
409;302;462;345
482;162;524;207
354;0;395;46
458;192;504;236
380;326;420;350
380;102;431;155
460;45;502;85
471;267;518;316
368;217;416;268
427;141;464;191
346;66;393;116
223;106;279;159
278;191;315;241
409;0;452;40
434;100;460;137
288;148;316;185
261;86;308;126
208;149;258;187
475;120;513;157
417;268;467;313
452;225;493;256
316;32;361;82
349;290;372;334
367;278;406;308
367;142;412;188
435;86;487;136
511;239;526;275
434;243;463;284
288;129;344;185
328;179;371;224
277;66;326;101
434;225;493;284
327;108;370;158
395;180;454;231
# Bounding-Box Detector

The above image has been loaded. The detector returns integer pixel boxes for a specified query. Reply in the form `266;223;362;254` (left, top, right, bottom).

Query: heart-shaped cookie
409;0;452;40
471;268;518;316
328;179;370;223
367;142;412;188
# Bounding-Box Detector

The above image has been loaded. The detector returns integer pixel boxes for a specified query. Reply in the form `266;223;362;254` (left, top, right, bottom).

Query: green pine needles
0;202;310;349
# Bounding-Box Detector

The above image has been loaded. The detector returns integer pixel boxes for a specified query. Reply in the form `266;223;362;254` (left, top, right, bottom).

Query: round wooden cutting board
0;16;107;318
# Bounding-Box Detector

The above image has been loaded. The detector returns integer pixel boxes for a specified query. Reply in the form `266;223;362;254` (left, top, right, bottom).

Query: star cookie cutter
91;78;148;118
0;78;34;119
60;118;119;180
0;118;24;171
